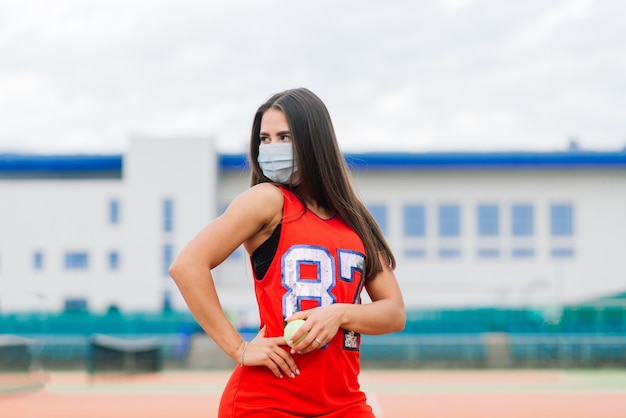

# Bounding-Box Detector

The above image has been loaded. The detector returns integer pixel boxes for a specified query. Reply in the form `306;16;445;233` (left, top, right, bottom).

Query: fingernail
290;373;295;379
279;374;283;379
296;369;300;375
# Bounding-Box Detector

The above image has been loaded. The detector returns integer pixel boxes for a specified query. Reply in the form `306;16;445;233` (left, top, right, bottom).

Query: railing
2;306;626;369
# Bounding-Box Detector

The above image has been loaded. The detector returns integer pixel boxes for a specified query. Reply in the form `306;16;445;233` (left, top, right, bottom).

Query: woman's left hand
285;304;344;355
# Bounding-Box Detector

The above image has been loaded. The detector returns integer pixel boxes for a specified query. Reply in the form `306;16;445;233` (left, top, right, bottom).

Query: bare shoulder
245;182;284;202
237;183;283;209
227;183;284;225
225;183;284;253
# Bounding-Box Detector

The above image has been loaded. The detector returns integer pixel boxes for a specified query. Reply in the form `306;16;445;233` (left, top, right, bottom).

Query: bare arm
169;183;299;378
286;254;405;353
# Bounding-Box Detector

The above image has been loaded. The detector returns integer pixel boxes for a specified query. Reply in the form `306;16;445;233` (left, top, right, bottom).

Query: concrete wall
1;143;624;318
0;178;121;311
354;169;626;309
0;137;216;313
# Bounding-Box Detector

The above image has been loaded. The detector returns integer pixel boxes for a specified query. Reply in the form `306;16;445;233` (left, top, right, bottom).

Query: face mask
258;142;299;184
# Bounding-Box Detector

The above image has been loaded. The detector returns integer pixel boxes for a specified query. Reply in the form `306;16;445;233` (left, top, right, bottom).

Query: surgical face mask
258;142;299;184
258;142;298;184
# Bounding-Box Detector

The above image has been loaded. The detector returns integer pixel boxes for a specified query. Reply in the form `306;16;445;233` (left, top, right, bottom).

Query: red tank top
219;187;374;417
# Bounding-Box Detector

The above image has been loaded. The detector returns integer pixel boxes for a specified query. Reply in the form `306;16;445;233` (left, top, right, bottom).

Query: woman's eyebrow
259;130;291;136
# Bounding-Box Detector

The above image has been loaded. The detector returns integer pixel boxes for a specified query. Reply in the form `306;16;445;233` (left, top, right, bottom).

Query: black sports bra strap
251;223;282;281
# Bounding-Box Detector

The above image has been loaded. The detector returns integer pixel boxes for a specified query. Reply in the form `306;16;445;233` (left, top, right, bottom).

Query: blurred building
1;138;625;316
0;138;216;313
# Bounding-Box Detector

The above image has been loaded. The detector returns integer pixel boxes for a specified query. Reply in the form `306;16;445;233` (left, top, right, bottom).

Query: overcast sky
1;0;625;155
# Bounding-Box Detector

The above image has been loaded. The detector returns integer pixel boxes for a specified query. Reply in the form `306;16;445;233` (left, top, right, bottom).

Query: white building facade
1;138;625;317
0;138;216;313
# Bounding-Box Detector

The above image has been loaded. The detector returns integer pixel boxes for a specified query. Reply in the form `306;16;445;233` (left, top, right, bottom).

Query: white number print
282;246;366;318
338;250;365;284
282;246;336;319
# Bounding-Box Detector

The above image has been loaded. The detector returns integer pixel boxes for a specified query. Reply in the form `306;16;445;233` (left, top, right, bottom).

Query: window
477;204;499;237
439;248;461;258
550;203;574;259
476;204;499;259
438;204;460;237
437;204;461;259
404;204;427;259
403;205;426;237
550;204;573;236
109;199;120;224
163;244;174;276
33;251;44;270
512;248;534;258
512;204;533;237
368;204;388;236
552;248;574;258
64;298;88;312
163;198;174;232
109;251;120;270
511;204;534;259
65;252;89;270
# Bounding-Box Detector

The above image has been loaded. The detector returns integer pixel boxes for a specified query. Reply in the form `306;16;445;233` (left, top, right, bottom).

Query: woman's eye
280;135;291;141
260;137;270;143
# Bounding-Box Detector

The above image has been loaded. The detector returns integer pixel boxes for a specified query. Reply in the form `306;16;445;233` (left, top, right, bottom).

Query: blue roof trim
2;151;626;174
221;151;626;171
219;154;249;171
0;154;123;173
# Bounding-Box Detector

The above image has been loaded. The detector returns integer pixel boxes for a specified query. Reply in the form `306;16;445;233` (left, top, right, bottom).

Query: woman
169;88;405;417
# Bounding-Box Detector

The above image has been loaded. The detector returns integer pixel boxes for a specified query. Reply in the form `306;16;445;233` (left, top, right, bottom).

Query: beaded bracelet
240;341;248;367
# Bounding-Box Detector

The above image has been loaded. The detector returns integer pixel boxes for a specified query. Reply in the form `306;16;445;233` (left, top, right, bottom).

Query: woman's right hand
241;325;300;379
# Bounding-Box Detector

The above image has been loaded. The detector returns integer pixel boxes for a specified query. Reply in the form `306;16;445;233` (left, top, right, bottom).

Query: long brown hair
248;88;396;281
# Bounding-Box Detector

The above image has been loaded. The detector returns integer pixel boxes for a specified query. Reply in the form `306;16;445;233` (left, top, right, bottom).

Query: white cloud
440;0;474;12
0;0;625;154
510;0;594;49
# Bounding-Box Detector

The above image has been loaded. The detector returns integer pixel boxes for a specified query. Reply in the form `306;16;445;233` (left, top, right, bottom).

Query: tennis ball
284;319;307;347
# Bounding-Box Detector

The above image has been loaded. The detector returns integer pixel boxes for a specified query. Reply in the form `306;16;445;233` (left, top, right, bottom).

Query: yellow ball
284;319;307;347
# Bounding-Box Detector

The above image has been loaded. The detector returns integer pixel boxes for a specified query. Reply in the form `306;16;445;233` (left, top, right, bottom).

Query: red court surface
2;369;626;418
